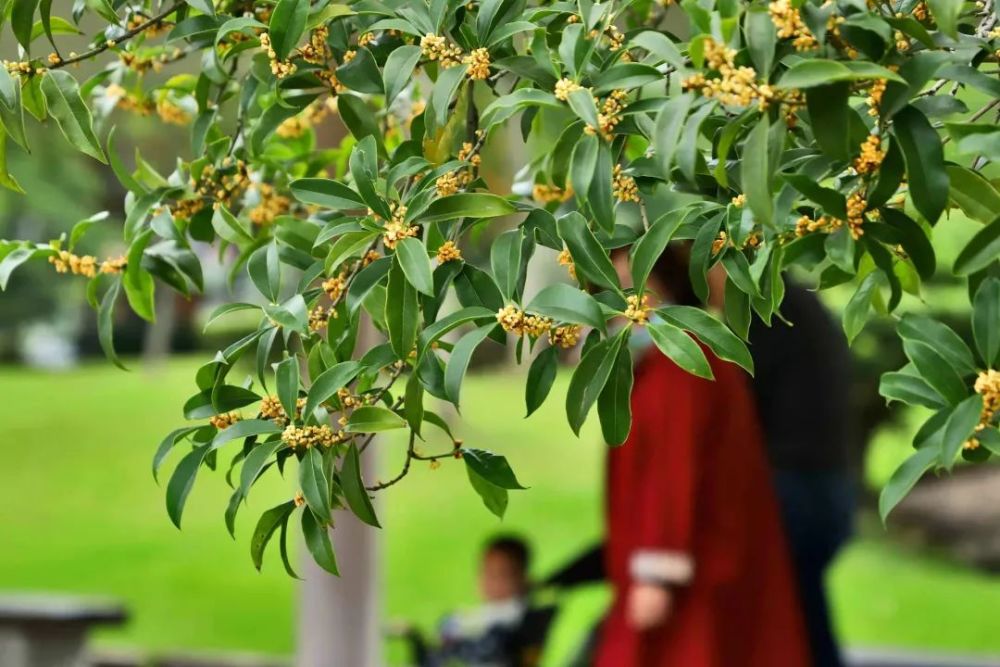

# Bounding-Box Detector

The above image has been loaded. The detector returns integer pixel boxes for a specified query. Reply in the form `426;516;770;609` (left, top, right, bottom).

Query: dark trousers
773;470;856;667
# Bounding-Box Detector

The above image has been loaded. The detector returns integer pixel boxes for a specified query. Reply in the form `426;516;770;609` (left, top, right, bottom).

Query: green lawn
1;358;999;663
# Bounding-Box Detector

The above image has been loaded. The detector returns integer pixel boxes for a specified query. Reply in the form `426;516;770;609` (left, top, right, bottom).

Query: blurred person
740;278;857;667
585;245;809;667
395;535;554;667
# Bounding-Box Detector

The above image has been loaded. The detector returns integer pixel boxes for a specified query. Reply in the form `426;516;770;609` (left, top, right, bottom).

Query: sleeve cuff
630;550;695;585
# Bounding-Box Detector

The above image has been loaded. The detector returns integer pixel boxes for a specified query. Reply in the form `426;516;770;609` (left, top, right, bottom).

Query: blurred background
2;53;1000;667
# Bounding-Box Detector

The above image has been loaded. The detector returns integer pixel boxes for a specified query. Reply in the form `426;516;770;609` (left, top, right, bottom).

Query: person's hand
627;583;673;630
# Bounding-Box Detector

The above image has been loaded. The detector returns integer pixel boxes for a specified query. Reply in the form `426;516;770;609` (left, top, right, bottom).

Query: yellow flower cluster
712;231;729;255
458;140;482;167
282;424;338;450
496;305;553;337
533;183;572;204
337;387;362;409
682;39;773;109
612;165;639;202
846;191;866;239
894;30;909;51
300;26;330;64
49;251;127;278
769;0;817;50
125;13;170;37
436;240;463;263
322;274;347;302
558;248;577;280
554;78;583;101
294;490;306;507
436;171;461;197
420;34;463;67
260;32;297;78
866;78;887;117
853;134;884;176
380;203;417;249
624;294;651;325
584;90;628;140
358;32;376;47
210;412;241;430
309;305;331;332
966;370;1000;450
119;50;182;74
464;48;491;80
248;183;291;226
731;193;746;207
106;84;155;116
276;102;330;138
156;98;190;126
178;159;251;218
548;324;582;348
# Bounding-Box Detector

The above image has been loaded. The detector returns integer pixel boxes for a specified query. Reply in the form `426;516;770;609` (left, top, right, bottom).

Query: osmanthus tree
1;0;999;573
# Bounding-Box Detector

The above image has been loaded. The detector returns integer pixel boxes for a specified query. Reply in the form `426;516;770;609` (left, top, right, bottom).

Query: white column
296;448;382;667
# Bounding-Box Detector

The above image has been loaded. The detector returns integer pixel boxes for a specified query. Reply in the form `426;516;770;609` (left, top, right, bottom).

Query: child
398;536;551;667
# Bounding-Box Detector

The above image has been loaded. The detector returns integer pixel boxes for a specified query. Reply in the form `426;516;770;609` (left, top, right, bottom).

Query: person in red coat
592;246;811;667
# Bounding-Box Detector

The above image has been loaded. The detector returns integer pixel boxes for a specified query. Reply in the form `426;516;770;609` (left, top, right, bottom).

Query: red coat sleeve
630;359;704;585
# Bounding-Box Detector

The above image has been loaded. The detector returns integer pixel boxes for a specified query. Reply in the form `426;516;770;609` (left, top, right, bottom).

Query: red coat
594;345;811;667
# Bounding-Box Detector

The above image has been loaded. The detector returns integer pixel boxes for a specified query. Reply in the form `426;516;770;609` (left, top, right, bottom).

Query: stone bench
0;594;127;667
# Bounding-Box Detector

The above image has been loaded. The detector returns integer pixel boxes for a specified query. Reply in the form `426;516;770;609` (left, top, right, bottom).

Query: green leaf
302;506;339;574
659;305;753;374
490;229;523;300
566;88;600;130
341;443;380;527
445;323;496;406
248;243;281;302
336;48;383;95
97;278;125;370
251;501;296;571
742;115;772;228
898;314;976;377
420;193;516;223
264;295;308;334
166;445;209;528
944;123;1000;162
592;63;662;94
954;215;1000;277
880;208;935;280
289;178;365;210
878;446;937;523
152;426;200;482
940;394;984;468
903;339;970;405
597;344;633;446
184;385;261;419
210;419;282;451
431;64;468;127
653;93;693;178
777;59;906;88
418;306;495;356
40;71;105;163
349;135;389;218
926;0;961;38
648;320;713;379
240;440;286;497
212;206;252;243
467;466;508;518
879;371;946;409
570;132;599;208
339;94;384;151
566;335;624;434
184;0;215;14
269;0;309;60
463;448;526;489
745;6;776;76
11;0;40;51
300;446;332;524
275;356;299;420
395;237;434;296
806;82;851;162
0;247;44;290
843;272;880;343
557;212;620;291
385;257;419;358
973;278;1000;368
123;230;156;322
525;346;558;417
893;106;947;224
344;406;407;432
0;128;23;194
383;45;422;104
947;165;1000;224
526;284;605;334
304;361;361;421
630;211;685;294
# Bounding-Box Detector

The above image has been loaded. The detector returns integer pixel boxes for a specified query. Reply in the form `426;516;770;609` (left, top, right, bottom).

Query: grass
1;357;999;662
